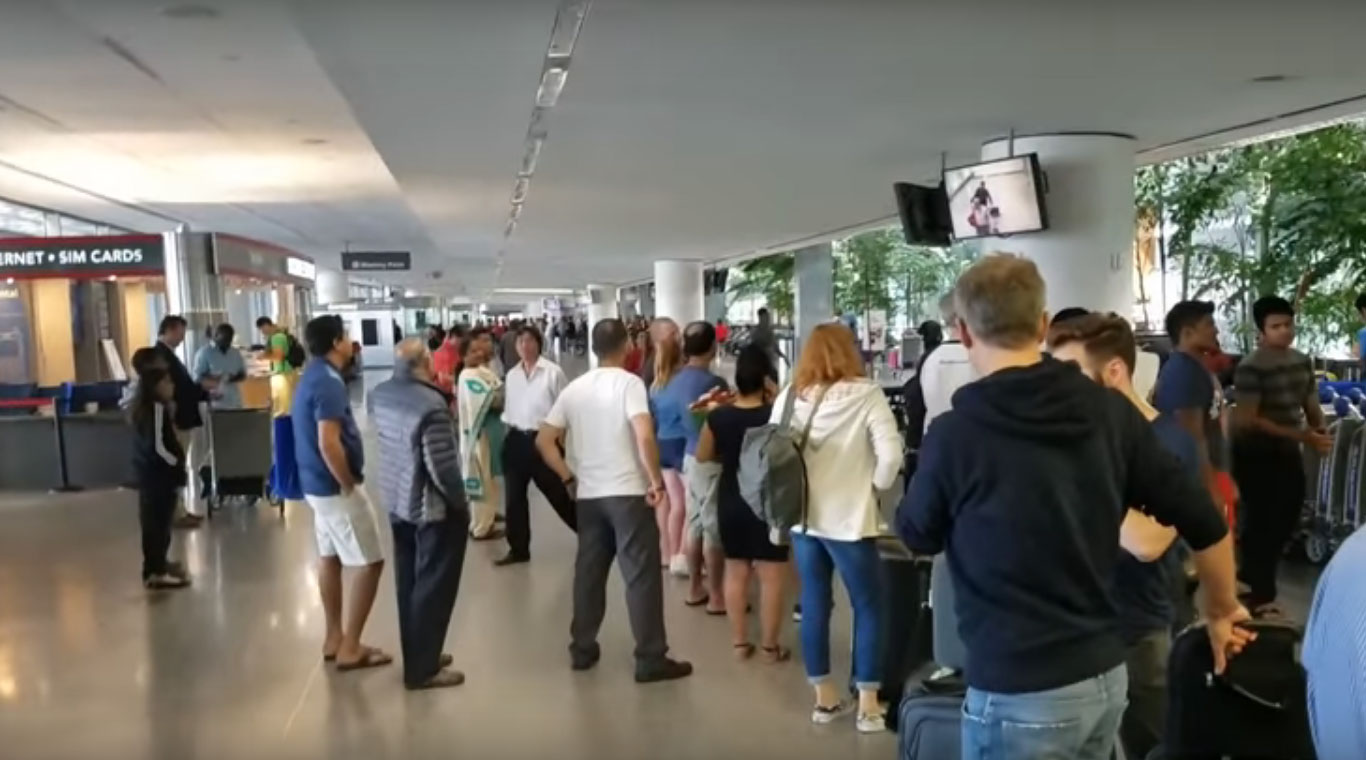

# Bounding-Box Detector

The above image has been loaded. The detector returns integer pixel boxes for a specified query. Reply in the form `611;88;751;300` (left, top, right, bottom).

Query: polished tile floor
0;356;1321;759
0;360;895;759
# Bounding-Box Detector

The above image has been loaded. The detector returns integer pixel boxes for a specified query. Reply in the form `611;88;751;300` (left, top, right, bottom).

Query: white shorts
304;489;385;567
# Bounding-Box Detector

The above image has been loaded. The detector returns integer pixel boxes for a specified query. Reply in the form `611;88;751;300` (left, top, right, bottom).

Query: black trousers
139;482;177;579
501;428;577;558
570;496;669;668
392;513;469;687
1231;435;1305;607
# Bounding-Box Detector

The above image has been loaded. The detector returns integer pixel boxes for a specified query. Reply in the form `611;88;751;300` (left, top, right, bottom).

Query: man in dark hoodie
895;254;1250;760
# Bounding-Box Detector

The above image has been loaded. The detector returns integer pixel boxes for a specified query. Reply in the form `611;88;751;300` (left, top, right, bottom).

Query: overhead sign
0;235;165;278
286;256;316;280
341;251;411;272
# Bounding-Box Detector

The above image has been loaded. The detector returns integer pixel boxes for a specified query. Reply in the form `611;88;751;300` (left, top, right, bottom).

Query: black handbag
1165;619;1316;759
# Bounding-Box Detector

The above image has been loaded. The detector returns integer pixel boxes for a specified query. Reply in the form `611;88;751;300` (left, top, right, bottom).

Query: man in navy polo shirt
293;315;390;672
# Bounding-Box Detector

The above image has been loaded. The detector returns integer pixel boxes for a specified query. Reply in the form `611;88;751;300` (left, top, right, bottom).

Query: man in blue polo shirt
293;315;390;672
655;321;729;612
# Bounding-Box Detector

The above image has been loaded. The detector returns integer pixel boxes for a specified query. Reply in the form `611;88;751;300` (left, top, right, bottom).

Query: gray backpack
738;384;828;542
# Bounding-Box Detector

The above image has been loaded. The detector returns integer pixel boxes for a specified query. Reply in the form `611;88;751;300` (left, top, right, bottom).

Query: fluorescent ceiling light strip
536;66;568;108
511;177;530;204
494;287;575;295
548;1;590;58
520;135;544;176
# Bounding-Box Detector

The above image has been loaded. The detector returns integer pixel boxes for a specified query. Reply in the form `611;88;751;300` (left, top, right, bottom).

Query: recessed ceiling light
301;137;329;146
1249;74;1294;84
161;4;220;20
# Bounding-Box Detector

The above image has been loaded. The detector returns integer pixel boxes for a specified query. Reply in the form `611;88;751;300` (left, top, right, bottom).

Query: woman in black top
695;345;790;662
130;368;191;590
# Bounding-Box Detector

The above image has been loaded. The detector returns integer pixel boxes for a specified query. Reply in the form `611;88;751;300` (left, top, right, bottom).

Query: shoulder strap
797;385;829;451
778;383;799;428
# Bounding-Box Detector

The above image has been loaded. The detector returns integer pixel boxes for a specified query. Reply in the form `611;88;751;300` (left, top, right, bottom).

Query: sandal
684;594;709;607
733;643;755;660
335;647;394;672
759;645;791;663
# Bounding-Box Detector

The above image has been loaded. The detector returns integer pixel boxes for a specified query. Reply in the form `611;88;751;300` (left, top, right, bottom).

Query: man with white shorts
292;314;390;671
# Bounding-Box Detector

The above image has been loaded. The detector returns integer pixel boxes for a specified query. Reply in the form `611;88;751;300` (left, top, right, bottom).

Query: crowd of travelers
121;253;1366;758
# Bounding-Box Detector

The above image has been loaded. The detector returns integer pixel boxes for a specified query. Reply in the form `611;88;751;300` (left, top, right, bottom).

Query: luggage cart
204;407;275;517
1303;414;1362;564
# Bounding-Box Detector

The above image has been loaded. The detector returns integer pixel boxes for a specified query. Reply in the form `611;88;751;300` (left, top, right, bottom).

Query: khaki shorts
305;488;385;567
683;454;721;547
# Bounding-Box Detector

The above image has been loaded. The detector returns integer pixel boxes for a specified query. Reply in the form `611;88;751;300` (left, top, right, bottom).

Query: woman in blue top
650;319;689;578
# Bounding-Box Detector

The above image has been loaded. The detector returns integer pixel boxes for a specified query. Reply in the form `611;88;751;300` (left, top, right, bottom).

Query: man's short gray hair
395;337;431;372
954;253;1047;349
938;292;958;325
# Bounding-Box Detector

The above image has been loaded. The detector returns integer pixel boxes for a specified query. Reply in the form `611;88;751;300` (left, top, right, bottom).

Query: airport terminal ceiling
0;0;1362;296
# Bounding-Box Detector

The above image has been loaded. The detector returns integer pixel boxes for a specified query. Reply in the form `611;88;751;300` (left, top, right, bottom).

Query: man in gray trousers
537;318;692;683
369;339;469;689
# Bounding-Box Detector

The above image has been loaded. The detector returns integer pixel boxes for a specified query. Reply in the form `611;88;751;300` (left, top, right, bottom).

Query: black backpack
1165;619;1315;759
284;331;307;368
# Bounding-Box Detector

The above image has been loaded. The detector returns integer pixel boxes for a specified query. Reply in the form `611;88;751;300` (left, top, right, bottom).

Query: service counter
0;410;135;491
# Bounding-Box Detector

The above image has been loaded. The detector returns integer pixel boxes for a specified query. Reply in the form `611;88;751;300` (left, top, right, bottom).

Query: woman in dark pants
130;368;191;590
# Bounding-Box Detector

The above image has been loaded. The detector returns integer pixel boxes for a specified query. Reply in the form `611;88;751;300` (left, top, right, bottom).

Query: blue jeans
791;533;883;689
961;664;1128;760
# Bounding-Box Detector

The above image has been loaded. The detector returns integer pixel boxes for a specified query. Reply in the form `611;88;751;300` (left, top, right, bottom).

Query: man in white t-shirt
920;293;978;432
537;318;693;683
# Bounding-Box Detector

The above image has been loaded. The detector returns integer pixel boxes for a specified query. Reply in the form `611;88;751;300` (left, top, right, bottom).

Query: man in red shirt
715;319;729;347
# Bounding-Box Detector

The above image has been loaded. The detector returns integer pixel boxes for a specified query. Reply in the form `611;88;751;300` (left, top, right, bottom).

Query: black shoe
493;552;530;567
635;658;693;683
570;647;601;672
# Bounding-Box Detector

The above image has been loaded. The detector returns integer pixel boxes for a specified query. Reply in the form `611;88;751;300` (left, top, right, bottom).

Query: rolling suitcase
1165;619;1315;759
876;538;934;729
897;665;965;760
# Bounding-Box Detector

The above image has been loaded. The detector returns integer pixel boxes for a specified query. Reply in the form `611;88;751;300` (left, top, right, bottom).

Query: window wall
0;196;127;238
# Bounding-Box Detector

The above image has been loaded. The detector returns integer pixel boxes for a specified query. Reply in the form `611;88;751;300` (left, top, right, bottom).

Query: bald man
369;338;470;689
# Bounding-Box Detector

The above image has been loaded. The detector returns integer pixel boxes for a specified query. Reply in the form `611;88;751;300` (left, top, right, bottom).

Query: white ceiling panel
0;0;1360;296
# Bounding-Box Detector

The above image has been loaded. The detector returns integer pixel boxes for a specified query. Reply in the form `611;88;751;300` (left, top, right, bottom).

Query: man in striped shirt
1304;527;1366;757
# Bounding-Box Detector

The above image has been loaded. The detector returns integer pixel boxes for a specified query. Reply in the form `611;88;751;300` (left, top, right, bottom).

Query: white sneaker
669;554;689;578
856;711;886;734
810;699;854;725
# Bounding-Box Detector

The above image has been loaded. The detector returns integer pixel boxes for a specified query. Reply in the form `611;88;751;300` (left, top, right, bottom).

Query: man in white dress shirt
920;292;978;432
495;325;577;566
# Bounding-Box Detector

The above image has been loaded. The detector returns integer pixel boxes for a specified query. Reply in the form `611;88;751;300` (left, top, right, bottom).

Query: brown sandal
760;645;791;663
733;643;755;660
335;647;394;672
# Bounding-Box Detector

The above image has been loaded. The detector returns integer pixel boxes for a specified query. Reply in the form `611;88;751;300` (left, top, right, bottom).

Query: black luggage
897;665;965;760
876;540;934;728
1165;619;1315;759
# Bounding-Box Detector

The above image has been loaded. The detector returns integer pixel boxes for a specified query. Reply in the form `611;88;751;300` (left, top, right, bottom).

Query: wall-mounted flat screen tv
942;153;1048;240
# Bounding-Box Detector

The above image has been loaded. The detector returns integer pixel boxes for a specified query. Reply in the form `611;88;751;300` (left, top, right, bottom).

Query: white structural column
654;259;704;327
979;133;1136;317
162;227;225;363
315;267;350;306
585;283;617;367
793;242;834;358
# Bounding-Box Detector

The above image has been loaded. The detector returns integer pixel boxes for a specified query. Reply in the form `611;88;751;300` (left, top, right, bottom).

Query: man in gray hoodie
369;338;470;689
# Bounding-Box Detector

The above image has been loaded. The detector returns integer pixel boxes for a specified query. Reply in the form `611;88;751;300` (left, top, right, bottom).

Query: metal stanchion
50;400;83;493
